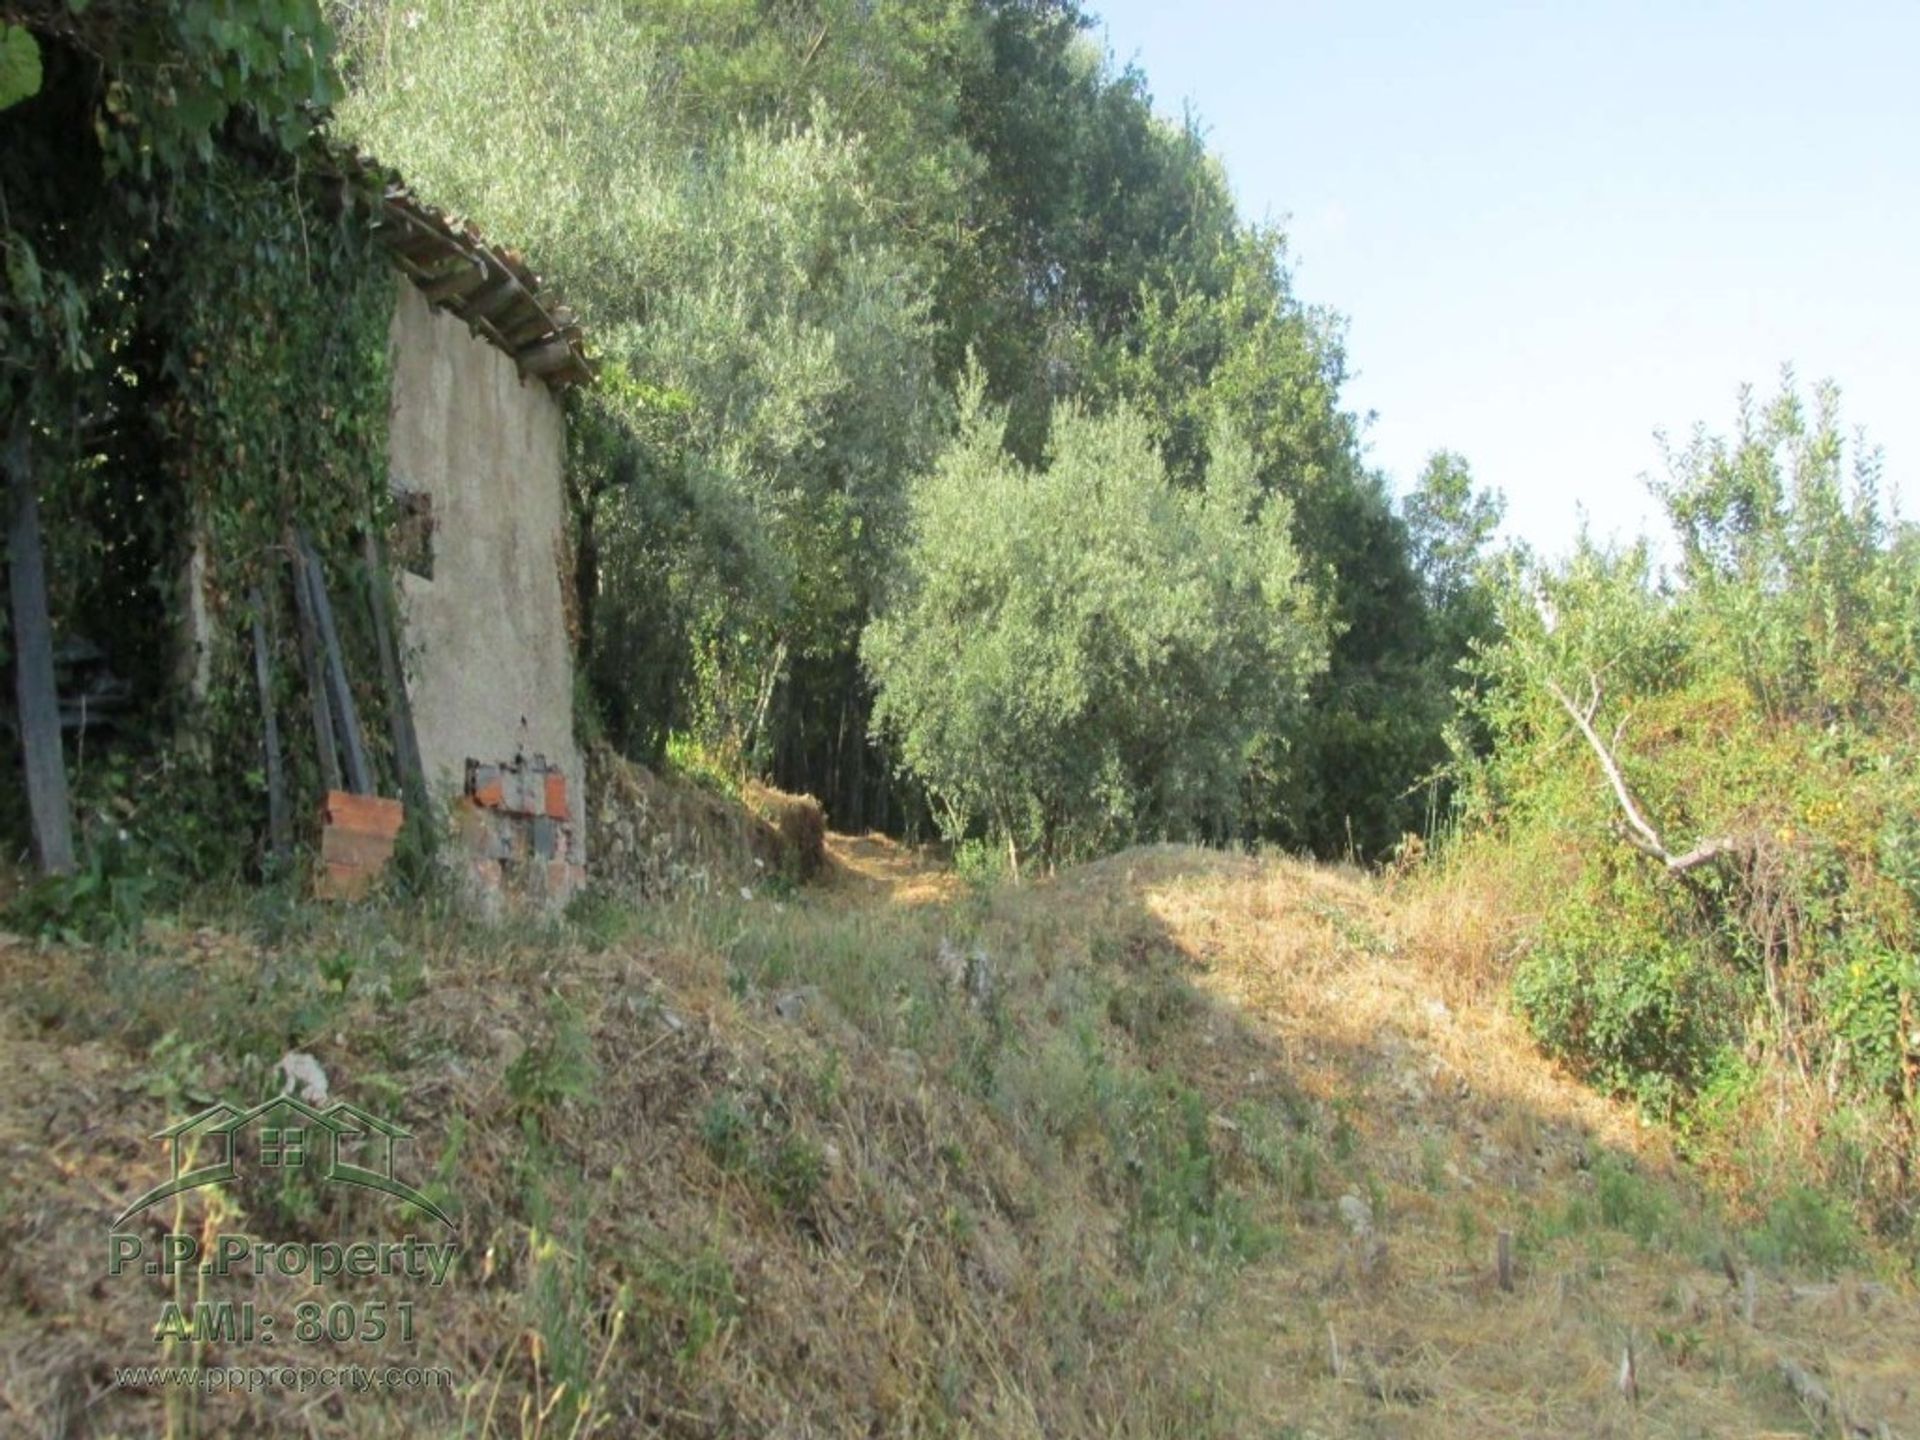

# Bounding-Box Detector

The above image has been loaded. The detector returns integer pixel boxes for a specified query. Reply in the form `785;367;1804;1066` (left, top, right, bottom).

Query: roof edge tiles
321;144;595;391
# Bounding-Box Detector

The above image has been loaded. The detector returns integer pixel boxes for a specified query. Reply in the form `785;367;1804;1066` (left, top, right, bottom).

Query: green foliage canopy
332;0;1454;852
863;379;1326;869
336;0;945;772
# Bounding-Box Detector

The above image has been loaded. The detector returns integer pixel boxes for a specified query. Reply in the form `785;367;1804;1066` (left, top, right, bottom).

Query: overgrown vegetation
330;0;1488;858
4;9;1917;1433
1452;375;1920;1248
0;836;1321;1432
11;828;1916;1434
2;1;411;897
6;0;1513;891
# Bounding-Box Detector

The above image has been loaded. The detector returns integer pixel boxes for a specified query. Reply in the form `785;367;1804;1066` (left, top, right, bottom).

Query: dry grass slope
0;833;1912;1437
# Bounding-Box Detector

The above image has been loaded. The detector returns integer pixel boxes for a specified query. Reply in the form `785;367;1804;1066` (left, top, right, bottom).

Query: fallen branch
1663;834;1746;874
1546;676;1666;857
1545;674;1745;878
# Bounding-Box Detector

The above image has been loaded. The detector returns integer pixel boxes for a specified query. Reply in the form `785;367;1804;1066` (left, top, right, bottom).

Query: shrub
765;1135;825;1214
1747;1185;1860;1274
697;1097;754;1172
1459;376;1920;1235
1514;929;1731;1119
863;379;1326;871
507;1000;599;1132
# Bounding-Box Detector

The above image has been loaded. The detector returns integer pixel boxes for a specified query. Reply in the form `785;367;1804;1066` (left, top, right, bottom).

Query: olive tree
336;0;943;767
863;380;1327;872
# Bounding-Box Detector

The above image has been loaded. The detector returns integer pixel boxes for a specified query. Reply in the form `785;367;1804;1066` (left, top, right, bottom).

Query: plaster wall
385;280;581;836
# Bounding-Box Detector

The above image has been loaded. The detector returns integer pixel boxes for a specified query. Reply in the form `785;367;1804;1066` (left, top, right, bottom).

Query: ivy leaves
0;24;41;112
5;2;346;400
97;0;341;170
1;3;337;166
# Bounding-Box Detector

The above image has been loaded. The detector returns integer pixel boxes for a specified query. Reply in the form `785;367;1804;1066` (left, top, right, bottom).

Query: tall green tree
1085;226;1452;856
334;0;1458;853
1406;452;1504;616
863;378;1325;871
337;0;945;777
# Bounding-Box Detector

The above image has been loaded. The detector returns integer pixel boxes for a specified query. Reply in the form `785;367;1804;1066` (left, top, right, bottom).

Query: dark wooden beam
516;337;579;379
248;586;291;862
295;529;373;796
383;252;439;283
289;539;343;797
464;313;515;359
361;531;428;821
461;273;526;323
377;216;453;262
501;311;559;350
422;259;490;307
4;414;75;874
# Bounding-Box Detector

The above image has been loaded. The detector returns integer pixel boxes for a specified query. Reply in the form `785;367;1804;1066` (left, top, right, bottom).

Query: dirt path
821;830;959;907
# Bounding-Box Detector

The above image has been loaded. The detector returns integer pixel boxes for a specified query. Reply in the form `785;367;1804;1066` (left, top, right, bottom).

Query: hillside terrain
3;8;1914;1438
1;802;1913;1438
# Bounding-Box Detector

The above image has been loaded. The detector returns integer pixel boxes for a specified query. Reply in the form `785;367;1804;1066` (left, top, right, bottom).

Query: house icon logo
113;1094;454;1230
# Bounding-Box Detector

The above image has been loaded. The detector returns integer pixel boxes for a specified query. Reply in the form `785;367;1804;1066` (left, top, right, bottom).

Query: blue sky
1091;1;1917;558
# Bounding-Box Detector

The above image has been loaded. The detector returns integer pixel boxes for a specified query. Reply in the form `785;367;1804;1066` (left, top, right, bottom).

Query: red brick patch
458;757;587;908
323;790;405;839
320;827;397;869
315;791;404;902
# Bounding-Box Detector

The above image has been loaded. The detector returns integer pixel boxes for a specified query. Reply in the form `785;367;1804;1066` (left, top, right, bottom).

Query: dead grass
1064;847;1915;1437
1384;853;1540;1005
0;836;1913;1438
820;832;960;908
742;783;826;882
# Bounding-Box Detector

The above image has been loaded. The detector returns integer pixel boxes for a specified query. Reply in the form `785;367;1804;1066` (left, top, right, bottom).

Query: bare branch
1546;677;1670;860
1546;677;1750;879
1665;835;1746;874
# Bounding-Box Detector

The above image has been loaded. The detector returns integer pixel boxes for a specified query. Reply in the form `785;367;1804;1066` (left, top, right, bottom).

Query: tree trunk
5;414;76;874
745;637;787;770
1546;674;1743;878
571;480;597;660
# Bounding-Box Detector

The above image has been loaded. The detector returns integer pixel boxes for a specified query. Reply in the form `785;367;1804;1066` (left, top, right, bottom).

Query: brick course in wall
456;754;585;908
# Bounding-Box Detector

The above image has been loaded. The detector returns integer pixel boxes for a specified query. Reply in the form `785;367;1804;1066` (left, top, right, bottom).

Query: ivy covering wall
146;155;404;869
2;8;405;906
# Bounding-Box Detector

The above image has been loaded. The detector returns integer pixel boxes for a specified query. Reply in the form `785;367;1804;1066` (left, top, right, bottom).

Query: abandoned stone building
352;164;594;907
4;139;597;909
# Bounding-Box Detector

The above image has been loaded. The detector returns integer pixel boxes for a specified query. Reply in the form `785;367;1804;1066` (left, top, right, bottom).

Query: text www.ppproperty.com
114;1364;454;1395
